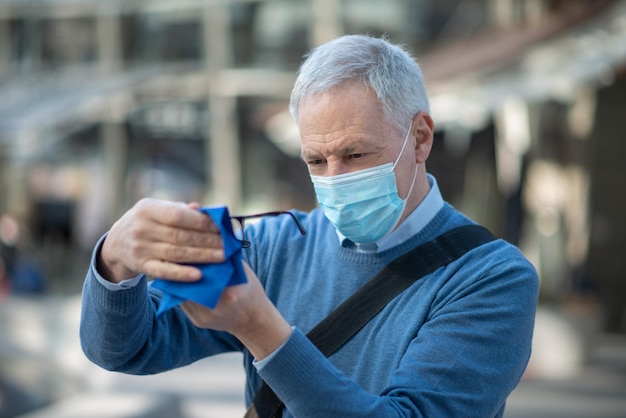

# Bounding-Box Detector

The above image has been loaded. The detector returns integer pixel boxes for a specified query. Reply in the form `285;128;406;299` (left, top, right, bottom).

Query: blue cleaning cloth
151;206;247;316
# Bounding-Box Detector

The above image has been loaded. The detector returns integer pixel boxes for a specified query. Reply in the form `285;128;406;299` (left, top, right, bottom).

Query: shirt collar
338;174;444;253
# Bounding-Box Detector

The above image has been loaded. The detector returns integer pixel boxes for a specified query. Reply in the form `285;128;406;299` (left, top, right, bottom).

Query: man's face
298;81;417;200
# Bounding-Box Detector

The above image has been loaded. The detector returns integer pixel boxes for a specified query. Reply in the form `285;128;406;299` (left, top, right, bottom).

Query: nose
325;159;349;177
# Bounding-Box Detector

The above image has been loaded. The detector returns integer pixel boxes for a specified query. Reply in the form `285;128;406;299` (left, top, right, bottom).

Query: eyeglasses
230;211;306;248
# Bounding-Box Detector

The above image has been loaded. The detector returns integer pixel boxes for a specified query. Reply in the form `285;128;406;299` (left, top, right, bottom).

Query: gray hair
289;34;430;132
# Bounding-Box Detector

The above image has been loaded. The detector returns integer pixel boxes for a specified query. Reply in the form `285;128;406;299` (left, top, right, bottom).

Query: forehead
298;83;389;134
298;82;394;148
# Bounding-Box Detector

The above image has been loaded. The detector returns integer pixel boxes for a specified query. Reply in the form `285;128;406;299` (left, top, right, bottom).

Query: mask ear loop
393;121;418;201
380;161;417;241
392;122;413;169
403;162;418;202
382;124;419;239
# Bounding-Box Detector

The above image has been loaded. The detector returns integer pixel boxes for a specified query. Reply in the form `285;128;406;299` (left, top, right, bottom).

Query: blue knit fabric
80;202;538;417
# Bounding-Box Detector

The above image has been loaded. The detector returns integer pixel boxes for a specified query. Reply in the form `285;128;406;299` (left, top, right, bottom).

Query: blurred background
1;0;625;417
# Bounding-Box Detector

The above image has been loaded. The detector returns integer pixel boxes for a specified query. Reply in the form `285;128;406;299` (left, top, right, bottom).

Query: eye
307;158;325;166
347;153;365;160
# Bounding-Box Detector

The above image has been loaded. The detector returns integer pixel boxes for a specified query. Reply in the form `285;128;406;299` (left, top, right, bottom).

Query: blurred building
0;0;625;331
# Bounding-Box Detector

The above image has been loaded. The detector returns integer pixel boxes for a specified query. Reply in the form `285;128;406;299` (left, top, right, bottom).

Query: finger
169;205;221;234
186;202;201;210
242;261;259;282
142;259;203;282
181;300;206;313
138;200;218;233
137;221;224;250
180;300;215;329
146;241;225;265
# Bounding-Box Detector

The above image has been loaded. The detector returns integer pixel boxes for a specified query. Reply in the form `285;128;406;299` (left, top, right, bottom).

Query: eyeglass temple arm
283;212;306;235
231;211;306;235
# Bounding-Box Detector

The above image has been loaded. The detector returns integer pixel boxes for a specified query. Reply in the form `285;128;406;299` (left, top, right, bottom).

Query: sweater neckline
336;204;454;265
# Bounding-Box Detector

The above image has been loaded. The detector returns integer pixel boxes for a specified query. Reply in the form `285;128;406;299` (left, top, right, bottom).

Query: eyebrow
336;144;360;155
301;139;386;161
301;145;358;161
300;149;320;161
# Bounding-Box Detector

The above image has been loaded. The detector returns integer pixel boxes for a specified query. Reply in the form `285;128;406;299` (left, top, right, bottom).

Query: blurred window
342;0;412;42
42;17;97;68
251;0;311;70
125;12;202;65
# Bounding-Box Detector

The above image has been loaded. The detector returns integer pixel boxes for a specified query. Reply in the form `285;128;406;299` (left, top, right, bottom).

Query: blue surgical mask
310;124;417;243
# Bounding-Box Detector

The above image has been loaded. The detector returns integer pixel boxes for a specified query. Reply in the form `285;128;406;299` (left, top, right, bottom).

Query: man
80;35;538;417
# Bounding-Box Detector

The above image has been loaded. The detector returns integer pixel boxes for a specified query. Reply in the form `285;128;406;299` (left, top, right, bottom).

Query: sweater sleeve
255;243;539;417
79;243;242;375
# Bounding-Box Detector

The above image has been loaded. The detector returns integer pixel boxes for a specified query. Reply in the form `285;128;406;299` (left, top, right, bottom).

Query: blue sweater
80;203;538;417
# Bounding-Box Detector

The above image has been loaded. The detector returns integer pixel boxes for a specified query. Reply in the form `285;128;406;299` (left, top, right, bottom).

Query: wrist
235;303;293;360
97;238;137;283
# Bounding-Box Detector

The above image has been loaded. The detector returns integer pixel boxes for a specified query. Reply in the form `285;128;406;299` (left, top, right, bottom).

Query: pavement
1;294;626;418
506;332;626;418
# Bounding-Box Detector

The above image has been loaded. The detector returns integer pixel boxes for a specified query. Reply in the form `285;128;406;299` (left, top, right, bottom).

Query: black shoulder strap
247;224;495;418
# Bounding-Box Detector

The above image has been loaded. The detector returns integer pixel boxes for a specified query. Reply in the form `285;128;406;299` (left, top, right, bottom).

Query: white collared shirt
338;174;444;253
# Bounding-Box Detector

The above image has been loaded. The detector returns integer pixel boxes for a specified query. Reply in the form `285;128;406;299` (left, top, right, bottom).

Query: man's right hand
97;198;225;284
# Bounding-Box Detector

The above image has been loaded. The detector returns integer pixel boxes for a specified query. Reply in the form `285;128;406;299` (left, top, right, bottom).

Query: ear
411;112;434;163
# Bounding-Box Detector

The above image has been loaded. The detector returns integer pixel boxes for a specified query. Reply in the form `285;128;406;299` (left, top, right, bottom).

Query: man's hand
98;198;291;360
181;262;293;360
98;198;225;283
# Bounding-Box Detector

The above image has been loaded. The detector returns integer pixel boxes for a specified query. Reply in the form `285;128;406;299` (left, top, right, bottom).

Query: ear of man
411;112;435;164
